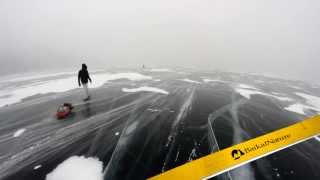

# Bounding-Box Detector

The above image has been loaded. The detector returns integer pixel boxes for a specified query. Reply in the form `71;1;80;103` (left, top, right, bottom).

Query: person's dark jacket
78;68;92;86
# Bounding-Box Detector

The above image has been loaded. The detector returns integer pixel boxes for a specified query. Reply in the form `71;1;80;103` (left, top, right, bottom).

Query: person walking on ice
78;63;92;101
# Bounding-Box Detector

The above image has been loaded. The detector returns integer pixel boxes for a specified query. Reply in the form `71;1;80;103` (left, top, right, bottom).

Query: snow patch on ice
202;79;225;83
13;128;26;137
148;68;172;72
235;89;263;99
105;73;152;81
284;104;308;115
0;71;76;83
295;93;320;110
275;96;293;101
147;108;160;112
122;86;169;95
0;72;152;107
180;79;201;84
0;73;109;107
235;88;292;101
34;165;42;170
46;156;103;180
238;84;258;90
285;93;320;115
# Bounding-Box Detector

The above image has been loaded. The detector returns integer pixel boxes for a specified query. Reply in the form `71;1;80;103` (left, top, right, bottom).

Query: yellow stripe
149;115;320;180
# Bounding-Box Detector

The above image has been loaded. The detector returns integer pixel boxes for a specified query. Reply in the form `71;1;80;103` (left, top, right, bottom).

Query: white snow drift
148;68;172;72
105;73;152;81
46;156;103;180
0;71;76;83
0;72;152;108
296;93;320;110
284;104;307;115
238;84;258;90
235;85;292;101
285;93;320;115
202;79;225;83
122;86;169;95
34;165;42;170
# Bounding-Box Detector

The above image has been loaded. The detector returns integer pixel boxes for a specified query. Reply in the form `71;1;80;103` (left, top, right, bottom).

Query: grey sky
0;0;319;83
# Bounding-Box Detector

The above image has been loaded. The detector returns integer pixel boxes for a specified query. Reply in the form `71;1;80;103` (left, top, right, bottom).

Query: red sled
56;103;73;119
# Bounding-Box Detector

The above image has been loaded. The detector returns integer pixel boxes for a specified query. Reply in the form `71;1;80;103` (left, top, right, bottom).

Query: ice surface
13;128;26;137
126;121;138;135
180;79;201;84
46;156;103;180
122;86;169;95
1;70;320;180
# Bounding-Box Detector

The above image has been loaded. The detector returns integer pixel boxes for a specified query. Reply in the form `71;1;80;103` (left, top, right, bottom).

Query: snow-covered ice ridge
0;72;152;108
46;156;103;180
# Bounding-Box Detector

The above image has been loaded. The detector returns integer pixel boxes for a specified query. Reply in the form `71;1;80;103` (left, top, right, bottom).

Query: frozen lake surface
0;69;319;180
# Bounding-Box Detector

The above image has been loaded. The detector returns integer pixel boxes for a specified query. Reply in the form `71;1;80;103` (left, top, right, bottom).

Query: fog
0;0;319;83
